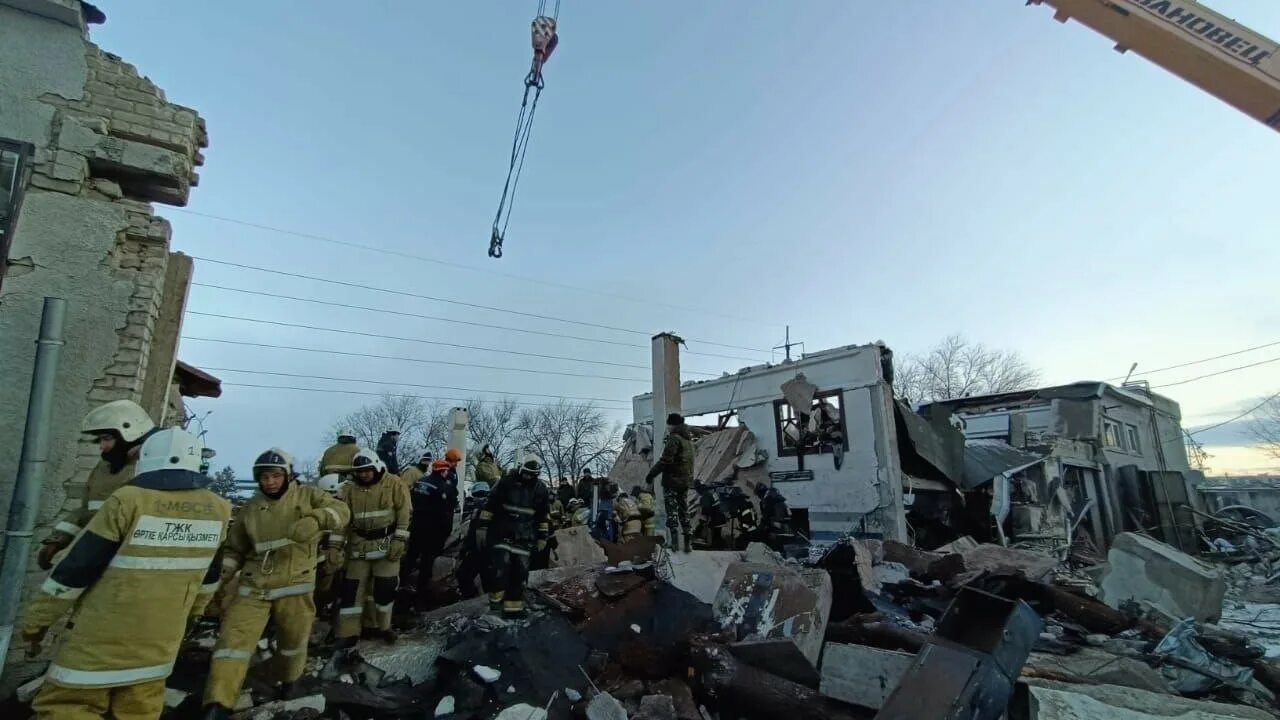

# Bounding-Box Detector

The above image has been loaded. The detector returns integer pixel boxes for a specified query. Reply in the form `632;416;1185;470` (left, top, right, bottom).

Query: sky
90;1;1280;477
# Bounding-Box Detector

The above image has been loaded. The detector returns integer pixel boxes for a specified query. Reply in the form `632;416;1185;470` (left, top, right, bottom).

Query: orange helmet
445;448;463;464
431;458;451;473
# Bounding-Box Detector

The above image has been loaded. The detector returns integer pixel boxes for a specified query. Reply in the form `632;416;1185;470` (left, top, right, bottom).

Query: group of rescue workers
18;402;701;720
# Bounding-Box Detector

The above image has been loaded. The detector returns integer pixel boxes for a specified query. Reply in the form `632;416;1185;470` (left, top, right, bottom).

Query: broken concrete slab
636;694;677;720
1098;532;1226;622
603;535;662;565
957;544;1059;582
496;703;549;720
882;541;965;582
550;527;607;568
231;693;325;720
743;542;783;566
818;642;912;710
729;638;820;687
666;550;740;604
1024;649;1174;695
356;629;447;686
648;678;699;720
1020;679;1274;719
933;536;978;554
586;692;628;720
713;561;832;672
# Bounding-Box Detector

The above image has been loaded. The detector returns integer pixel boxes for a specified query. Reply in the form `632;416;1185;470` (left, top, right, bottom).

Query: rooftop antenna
773;325;802;362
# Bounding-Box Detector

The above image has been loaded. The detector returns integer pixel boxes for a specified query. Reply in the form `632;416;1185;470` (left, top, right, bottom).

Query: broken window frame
773;389;848;458
1101;417;1124;449
0;138;35;295
1125;424;1142;455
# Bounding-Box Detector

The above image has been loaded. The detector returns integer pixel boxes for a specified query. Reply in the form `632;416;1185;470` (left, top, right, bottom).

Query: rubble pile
13;532;1280;719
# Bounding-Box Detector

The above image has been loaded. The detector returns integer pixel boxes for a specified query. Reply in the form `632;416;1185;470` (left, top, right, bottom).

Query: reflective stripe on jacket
336;473;409;559
224;483;350;597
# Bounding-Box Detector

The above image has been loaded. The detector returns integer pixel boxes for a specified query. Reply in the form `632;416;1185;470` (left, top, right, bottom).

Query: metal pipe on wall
0;297;67;669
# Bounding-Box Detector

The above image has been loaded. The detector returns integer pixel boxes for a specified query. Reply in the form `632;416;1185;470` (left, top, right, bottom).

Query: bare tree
893;334;1041;404
514;400;623;480
1246;394;1280;462
467;397;521;467
330;394;445;471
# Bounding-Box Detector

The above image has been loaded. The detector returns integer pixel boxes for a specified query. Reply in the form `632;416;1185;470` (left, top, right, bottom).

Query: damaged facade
0;0;208;689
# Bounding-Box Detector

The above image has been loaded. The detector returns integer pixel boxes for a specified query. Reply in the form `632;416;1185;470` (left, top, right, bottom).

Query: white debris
163;687;189;708
586;692;629;720
566;688;584;702
495;703;549;720
474;664;502;683
435;696;456;717
631;624;642;633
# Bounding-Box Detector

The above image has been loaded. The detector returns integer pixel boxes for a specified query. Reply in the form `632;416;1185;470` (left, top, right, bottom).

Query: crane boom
1031;0;1280;131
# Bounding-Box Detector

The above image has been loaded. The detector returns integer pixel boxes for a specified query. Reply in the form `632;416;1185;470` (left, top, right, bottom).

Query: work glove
475;526;488;549
324;544;345;569
289;516;321;543
37;537;68;570
387;538;406;562
22;625;47;659
536;538;547;553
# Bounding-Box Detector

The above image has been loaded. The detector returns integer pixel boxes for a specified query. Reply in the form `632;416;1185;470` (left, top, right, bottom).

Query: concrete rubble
1099;532;1228;622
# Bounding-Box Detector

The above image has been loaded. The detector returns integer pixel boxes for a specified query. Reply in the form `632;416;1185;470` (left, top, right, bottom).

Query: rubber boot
200;705;232;720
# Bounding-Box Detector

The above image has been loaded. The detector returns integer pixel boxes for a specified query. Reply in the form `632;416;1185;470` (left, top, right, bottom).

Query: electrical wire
1150;356;1280;389
190;282;762;362
188;255;772;355
169;208;777;328
1187;389;1280;437
218;382;614;410
204;366;630;405
1109;340;1280;381
182;336;650;382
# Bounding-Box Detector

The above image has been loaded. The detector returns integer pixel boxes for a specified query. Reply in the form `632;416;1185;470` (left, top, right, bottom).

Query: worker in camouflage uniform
645;413;696;552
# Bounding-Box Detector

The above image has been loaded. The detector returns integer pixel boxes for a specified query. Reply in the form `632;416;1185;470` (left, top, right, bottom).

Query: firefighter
38;399;156;570
555;478;575;509
476;459;550;618
200;450;351;718
474;445;502;486
313;473;346;612
334;448;410;644
645;413;696;552
567;498;590;527
455;482;491;599
593;481;618;543
634;486;657;537
614;485;643;542
398;451;433;486
23;428;230;720
401;459;458;606
548;495;566;533
319;430;360;476
574;468;597;503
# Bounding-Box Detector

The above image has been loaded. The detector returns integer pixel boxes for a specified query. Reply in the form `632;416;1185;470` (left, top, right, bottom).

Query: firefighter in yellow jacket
634;486;657;536
334;448;410;644
37;400;157;570
23;428;230;720
614;486;643;542
200;449;351;718
318;429;360;476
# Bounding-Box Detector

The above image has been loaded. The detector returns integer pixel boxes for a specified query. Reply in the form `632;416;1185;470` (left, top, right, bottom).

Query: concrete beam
140;251;189;424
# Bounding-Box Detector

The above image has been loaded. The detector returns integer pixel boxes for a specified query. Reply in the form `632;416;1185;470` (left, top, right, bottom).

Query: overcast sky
92;1;1280;476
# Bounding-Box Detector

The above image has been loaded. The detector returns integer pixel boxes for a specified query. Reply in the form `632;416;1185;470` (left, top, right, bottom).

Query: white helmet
135;428;205;479
253;448;294;477
350;447;385;474
81;399;155;443
337;429;357;441
316;473;343;494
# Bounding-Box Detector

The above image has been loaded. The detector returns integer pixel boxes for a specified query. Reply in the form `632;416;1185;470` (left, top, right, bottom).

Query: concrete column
448;407;469;512
651;333;682;540
140;252;192;424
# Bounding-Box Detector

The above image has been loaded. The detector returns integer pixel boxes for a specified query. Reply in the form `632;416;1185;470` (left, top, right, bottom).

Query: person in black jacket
401;458;457;607
375;430;402;475
476;459;550;618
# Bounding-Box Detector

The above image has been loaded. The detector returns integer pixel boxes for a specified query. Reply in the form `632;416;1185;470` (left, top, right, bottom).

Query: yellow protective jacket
335;473;410;560
614;494;642;536
399;464;427;487
223;482;350;600
50;458;137;542
25;475;231;688
319;441;360;475
475;457;503;485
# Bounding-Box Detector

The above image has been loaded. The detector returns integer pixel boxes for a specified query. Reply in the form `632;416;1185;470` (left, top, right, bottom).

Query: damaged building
0;0;209;691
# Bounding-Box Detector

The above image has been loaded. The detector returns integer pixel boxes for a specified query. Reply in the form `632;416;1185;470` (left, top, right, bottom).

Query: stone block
496;703;548;720
30;173;81;194
1098;532;1226;622
549;527;606;568
667;550;739;604
1020;679;1273;719
713;561;831;670
1025;648;1173;695
819;642;913;709
635;694;676;720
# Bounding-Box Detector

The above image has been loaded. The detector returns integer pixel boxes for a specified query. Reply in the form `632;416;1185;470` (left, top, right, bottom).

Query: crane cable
489;0;561;259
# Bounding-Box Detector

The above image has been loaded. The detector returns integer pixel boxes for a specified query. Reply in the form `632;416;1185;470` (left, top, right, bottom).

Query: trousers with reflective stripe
336;557;399;638
203;593;315;708
33;676;166;720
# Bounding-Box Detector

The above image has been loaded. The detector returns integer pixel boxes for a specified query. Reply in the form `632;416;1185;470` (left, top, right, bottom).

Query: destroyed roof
894;400;965;485
962;439;1046;489
174;360;222;398
920;381;1181;416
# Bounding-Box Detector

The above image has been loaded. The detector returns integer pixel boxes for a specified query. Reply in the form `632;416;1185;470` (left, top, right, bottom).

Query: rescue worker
645;413;696;552
634;486;657;536
476;459;550;618
567;498;590;527
555;478;575;509
474;445;503;486
547;495;565;533
401;458;458;605
399;451;433;487
455;482;491;599
443;447;464;493
314;473;347;612
614;486;643;542
201;450;351;719
23;428;230;720
38;399;156;569
334;449;410;645
592;481;618;543
754;483;795;550
376;430;402;475
575;468;597;503
319;430;360;476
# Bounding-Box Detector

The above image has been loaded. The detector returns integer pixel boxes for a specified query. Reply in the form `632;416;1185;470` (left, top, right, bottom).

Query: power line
1150;356;1280;389
1108;340;1280;381
1187;389;1280;437
170;207;774;328
189;256;771;355
183;336;650;382
190;282;762;363
205;367;631;405
219;382;633;410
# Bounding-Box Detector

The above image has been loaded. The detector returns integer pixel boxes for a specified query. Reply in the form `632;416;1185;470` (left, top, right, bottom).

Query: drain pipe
0;298;67;668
